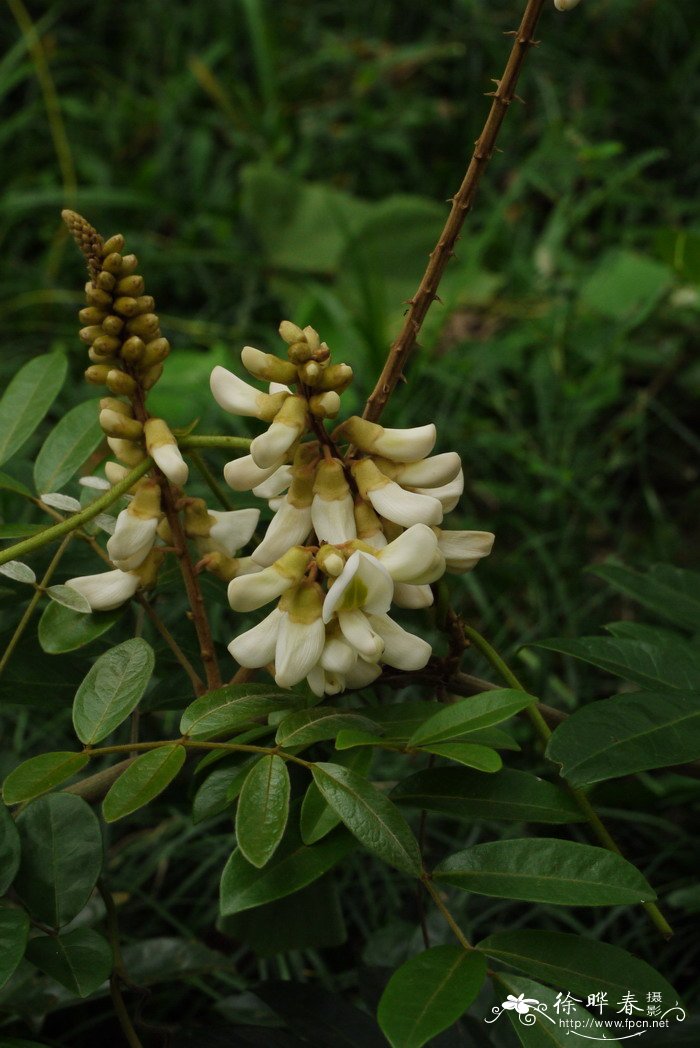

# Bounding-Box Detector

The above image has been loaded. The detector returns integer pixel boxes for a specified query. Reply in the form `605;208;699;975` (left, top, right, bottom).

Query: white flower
392;583;434;608
322;550;393;623
412;469;464;512
352;459;442;528
210;365;287;420
376;523;440;583
251;464;293;499
320;631;357;674
435;529;495;572
107;512;158;570
275;611;326;688
250;396;308;469
208;508;260;556
336;417;436;462
311;459;356;545
227;547;310;612
337;610;384;661
65;569;139;611
367;614;431;671
387;452;462;487
345;658;382;689
151;443;188;487
223;454;284;492
228;607;282;667
251;498;313;567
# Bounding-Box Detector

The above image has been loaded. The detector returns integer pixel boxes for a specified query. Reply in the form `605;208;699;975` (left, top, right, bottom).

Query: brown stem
363;0;546;422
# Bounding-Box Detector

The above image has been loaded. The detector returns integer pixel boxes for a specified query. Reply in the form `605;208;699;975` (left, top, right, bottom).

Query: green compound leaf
15;793;103;927
0;804;21;893
415;741;502;772
494;973;623;1048
38;602;122;653
275;707;381;747
478;929;679;1003
0;352;67;467
102;744;186;822
391;767;585;824
0;905;30;989
433;838;656;906
590;562;700;632
312;762;422;877
180;683;301;739
192;757;258;825
534;635;700;692
33;399;103;493
72;638;155;744
220;825;355;916
300;748;372;845
378;946;487;1048
3;752;90;805
25;927;113;997
235;755;290;868
546;690;700;786
409;689;534;747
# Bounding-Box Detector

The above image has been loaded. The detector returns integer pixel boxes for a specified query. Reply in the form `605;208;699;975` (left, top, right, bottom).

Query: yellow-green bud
126;313;160;340
308;391;340;418
122;336;146;363
96;271;116;293
101;234;125;256
79;325;103;345
141;363;164;390
299;360;322;386
116;275;144;296
131;295;155;315
102;252;123;274
316;544;346;577
99;397;133;417
279;320;305;344
100;409;143;440
316;363;353;393
107;437;145;466
140;337;170;367
101;315;125;337
113;296;138;316
106;369;137;396
85;364;111;385
119;254;138;275
241;345;298;384
92;334;121;356
287;340;313;364
85;283;113;308
79;306;107;325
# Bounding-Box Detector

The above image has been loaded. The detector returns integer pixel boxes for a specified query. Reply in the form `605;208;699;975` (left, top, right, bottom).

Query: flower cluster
213;322;494;695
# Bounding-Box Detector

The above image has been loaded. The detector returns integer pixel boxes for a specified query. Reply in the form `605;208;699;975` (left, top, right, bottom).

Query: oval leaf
102;744;186;822
478;929;679;1004
0;353;67;467
72;638;155;744
312;762;422;876
0;561;36;585
3;752;90;805
378;946;487;1048
236;755;290;868
15;793;103;927
275;707;382;748
546;691;700;787
0;804;21;894
34;399;103;493
192;758;257;825
434;838;656;906
25;927;112;997
416;741;502;772
392;767;585;824
38;602;122;653
300;749;372;845
409;690;534;747
180;683;300;739
0;906;30;989
494;973;624;1047
45;583;92;614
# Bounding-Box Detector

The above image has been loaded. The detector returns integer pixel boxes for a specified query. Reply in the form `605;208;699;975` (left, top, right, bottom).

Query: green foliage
235;755;290;867
25;929;112;998
0;355;67;468
33;401;103;494
102;745;186;822
3;752;90;804
72;638;154;744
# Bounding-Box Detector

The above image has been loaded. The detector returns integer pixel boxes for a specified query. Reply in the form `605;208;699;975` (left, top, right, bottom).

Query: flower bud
116;274;144;296
140;363;164;390
102;252;123;274
210;365;288;421
144;418;188;486
79;307;107;325
106;369;137;396
101;315;125;337
250;395;308;468
126;313;160;340
140;337;170;367
279;320;305;345
119;254;139;275
317;544;345;577
554;0;582;9
316;363;353;393
113;296;138;316
241;346;298;385
85;364;111;385
287;341;313;364
105;461;131;485
107;437;146;466
85;283;113;308
96;271;116;292
101;234;125;256
107;480;161;570
121;335;146;363
308;391;340;418
334;417;436;463
299;360;322;386
99;409;143;441
79;325;103;345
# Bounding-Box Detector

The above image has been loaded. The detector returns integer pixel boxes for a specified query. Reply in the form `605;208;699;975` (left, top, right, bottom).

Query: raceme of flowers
212;321;494;695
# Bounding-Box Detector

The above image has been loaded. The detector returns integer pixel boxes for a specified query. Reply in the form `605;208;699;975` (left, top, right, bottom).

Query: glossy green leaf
591;563;700;631
0;906;30;989
220;825;355;916
416;741;502;772
300;748;372;845
102;744;186;822
391;767;585;823
0;352;67;467
15;793;103;926
409;690;534;747
180;683;300;739
478;930;679;1003
494;973;622;1047
38;602;122;653
0;804;21;893
433;838;656;906
235;755;290;868
192;757;257;824
378;946;487;1048
25;928;112;997
312;762;421;876
275;707;381;747
72;638;155;744
3;752;90;804
33;399;103;493
546;690;700;786
45;584;92;614
0;470;32;497
534;635;700;691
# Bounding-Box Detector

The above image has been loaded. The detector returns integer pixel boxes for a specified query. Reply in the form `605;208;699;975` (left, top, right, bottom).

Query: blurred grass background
1;0;700;1042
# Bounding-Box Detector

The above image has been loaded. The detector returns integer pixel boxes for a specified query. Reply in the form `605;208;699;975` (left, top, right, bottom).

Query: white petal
408;549;446;585
252;464;293;499
437;529;495;572
323;671;344;695
322;550;393;623
392;452;462;487
79;475;111;491
274;614;326;687
377;523;438;583
337;610;384;661
227;607;282;668
372;424;436;462
320;635;357;674
65;569;139;611
250;422;299;468
223;455;281;491
152;443;188;487
367;481;443;527
311;492;357;545
392;583;434;608
251;501;312;567
269;381;292;395
210;365;276;419
107;511;158;570
306;665;327;697
208;508;260;555
413;469;463;512
344;658;382;689
227;565;294;611
369;614;432;671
